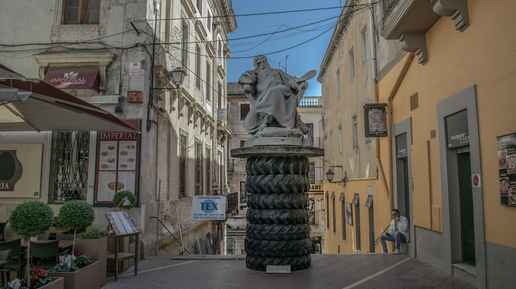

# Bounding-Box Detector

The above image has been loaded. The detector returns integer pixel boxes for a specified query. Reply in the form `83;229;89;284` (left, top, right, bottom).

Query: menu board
95;120;140;205
497;133;516;206
105;212;140;235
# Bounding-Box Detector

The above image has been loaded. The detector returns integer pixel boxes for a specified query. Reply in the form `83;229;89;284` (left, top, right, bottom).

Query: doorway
457;151;476;266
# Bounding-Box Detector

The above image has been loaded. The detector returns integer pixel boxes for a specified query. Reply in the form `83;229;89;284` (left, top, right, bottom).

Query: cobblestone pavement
103;254;476;289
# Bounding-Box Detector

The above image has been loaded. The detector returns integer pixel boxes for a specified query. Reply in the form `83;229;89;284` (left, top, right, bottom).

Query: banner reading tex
192;196;227;220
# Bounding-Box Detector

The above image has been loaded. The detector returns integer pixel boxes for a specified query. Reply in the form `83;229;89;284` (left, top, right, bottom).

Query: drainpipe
386;53;414;210
369;0;390;208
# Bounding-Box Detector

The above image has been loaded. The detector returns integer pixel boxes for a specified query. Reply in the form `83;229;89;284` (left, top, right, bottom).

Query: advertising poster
192;196;227;220
497;133;516;206
0;144;42;198
95;120;140;205
364;104;388;137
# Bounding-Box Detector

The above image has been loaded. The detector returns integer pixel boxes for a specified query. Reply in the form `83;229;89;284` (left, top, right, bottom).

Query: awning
43;67;100;91
0;64;136;132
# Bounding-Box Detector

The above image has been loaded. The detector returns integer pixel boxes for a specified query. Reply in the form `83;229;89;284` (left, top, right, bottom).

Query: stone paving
103;254;476;289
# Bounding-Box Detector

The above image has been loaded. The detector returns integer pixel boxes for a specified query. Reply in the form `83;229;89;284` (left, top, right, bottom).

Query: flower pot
39;277;64;289
48;261;100;289
75;237;107;286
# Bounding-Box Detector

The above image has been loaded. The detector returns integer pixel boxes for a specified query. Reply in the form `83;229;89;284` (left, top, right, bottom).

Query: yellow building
322;0;516;287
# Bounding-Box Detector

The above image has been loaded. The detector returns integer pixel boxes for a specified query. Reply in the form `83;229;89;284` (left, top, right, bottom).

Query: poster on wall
364;103;388;137
0;144;42;198
497;133;516;206
192;196;227;220
94;120;141;206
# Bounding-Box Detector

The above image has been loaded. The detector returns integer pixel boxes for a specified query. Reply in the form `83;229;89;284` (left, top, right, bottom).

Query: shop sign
309;184;323;192
0;144;42;198
364;103;388;137
446;110;469;148
192;196;227;220
43;67;100;91
94;120;141;206
497;132;516;206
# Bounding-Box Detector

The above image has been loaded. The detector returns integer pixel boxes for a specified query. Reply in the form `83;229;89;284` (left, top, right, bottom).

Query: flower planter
75;237;107;286
48;261;100;289
40;277;64;289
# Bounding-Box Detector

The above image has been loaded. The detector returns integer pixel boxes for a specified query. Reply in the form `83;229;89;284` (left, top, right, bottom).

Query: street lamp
326;169;335;182
170;67;185;86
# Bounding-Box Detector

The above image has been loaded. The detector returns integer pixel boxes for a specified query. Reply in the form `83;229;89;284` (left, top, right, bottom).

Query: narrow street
103;254;474;289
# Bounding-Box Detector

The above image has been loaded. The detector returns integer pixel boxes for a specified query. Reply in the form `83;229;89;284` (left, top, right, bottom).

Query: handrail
374;224;391;245
150;216;191;254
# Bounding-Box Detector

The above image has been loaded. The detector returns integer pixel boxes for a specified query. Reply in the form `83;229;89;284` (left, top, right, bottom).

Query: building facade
318;0;401;254
0;0;236;256
376;0;516;287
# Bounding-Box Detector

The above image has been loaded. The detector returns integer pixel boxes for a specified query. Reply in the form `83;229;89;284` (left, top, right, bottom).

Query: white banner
192;196;227;220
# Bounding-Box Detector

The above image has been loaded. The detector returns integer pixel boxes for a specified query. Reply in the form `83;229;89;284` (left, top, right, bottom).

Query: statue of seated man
238;55;312;136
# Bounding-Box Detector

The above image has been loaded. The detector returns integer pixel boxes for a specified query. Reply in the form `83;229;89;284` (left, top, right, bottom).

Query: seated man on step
379;209;410;254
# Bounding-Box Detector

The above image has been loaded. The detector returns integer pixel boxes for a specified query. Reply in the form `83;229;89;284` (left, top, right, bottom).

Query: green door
457;152;476;266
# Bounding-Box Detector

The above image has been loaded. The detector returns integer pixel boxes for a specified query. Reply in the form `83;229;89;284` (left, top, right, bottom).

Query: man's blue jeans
380;232;407;252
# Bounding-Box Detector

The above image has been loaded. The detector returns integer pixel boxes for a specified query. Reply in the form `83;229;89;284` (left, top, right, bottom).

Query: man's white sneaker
394;249;400;254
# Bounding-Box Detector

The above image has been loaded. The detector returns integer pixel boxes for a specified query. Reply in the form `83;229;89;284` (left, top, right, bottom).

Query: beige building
0;0;236;256
318;0;401;253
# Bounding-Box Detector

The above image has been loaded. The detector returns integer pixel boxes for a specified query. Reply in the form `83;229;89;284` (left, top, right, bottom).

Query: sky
226;1;347;97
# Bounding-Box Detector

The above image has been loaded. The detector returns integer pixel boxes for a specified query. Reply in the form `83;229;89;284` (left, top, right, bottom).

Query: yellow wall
378;0;516;248
324;178;391;253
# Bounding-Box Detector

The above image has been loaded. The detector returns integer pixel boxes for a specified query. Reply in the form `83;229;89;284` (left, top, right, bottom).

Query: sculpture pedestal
231;146;324;271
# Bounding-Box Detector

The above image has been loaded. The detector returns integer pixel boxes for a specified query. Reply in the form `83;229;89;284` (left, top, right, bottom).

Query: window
240;103;250;120
227;238;234;255
361;27;368;65
309;162;315;184
307;123;314;147
338;126;343;154
336;69;340;98
48;131;89;203
332;192;336;234
180;134;187;198
195;142;203;195
349;48;355;80
206;62;211;102
207;10;212;32
352;115;358;149
196;45;201;88
326;192;330;229
341;195;346;242
240;140;246;148
182;20;189;73
65;0;100;24
196;0;202;15
206;147;211;195
217;82;222;109
240;181;246;203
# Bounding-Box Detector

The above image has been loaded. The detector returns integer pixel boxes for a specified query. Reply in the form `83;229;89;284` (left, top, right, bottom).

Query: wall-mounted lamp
170;67;185;86
326;165;347;187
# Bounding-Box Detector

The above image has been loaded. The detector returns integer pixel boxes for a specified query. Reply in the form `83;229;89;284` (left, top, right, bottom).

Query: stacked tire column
245;156;311;271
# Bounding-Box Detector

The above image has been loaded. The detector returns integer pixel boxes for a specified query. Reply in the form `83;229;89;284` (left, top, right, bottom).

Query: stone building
0;0;236;257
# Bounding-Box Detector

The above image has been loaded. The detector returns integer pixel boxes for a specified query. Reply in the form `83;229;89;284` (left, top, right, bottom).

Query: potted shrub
47;251;100;289
9;201;54;280
112;191;136;211
2;268;64;289
57;200;95;253
75;229;107;286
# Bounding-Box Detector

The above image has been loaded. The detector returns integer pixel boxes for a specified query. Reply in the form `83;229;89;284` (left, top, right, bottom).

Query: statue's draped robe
240;67;299;134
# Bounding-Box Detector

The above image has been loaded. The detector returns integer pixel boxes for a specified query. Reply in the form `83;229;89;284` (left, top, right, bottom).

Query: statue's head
254;55;269;70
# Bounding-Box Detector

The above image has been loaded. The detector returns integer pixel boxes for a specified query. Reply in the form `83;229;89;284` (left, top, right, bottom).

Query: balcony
379;0;470;65
299;96;322;107
217;110;232;135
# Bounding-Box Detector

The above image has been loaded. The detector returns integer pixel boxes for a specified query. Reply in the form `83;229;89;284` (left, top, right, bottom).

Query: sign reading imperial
43;67;100;91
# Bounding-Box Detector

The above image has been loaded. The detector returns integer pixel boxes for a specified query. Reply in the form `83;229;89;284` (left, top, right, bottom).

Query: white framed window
361;27;368;65
349;47;355;81
336;69;340;98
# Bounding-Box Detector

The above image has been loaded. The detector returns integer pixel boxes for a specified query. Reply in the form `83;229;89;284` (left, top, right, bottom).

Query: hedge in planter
9;201;54;279
58;200;95;253
75;229;107;286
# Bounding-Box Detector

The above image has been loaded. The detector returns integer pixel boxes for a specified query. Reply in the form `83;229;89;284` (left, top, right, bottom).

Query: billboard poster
364;104;388;137
497;133;516;206
95;120;141;206
192;196;227;220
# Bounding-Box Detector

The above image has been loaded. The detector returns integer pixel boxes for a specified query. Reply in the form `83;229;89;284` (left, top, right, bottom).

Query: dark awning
0;64;136;132
43;67;100;91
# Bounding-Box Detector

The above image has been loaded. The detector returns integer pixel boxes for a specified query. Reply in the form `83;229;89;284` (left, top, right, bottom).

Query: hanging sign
364;103;388;137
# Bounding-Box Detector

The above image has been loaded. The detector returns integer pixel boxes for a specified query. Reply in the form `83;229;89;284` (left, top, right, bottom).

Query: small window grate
410;93;419;111
431;129;436;139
